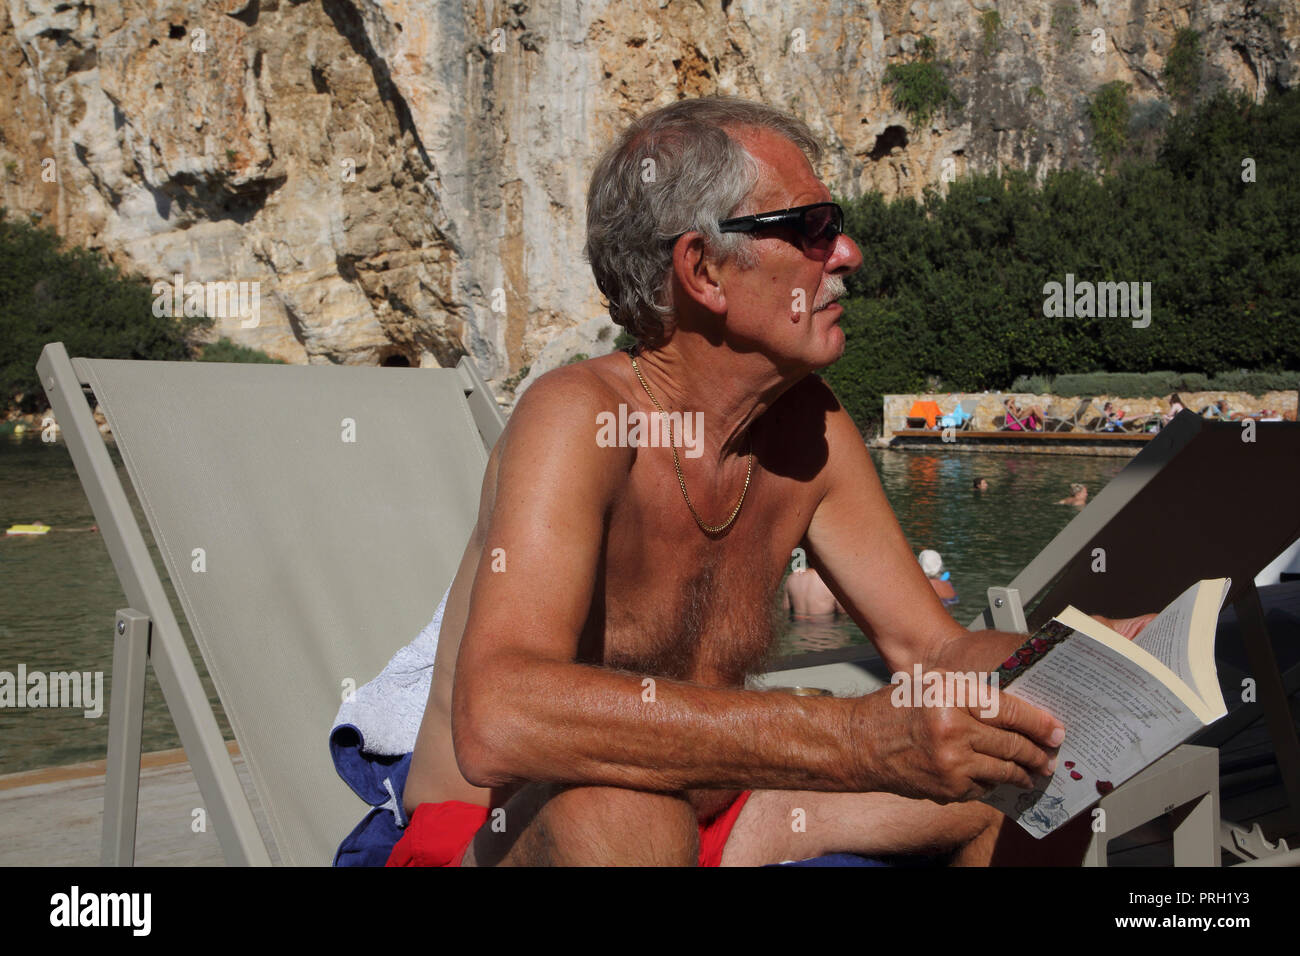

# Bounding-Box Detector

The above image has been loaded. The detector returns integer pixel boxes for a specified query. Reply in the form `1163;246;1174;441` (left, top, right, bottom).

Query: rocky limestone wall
2;0;1296;401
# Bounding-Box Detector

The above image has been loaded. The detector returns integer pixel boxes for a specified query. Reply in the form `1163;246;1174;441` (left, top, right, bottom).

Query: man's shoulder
502;355;634;480
510;354;628;425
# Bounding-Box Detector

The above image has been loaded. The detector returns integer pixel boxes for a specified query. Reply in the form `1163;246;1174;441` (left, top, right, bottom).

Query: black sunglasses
667;202;845;259
717;202;844;245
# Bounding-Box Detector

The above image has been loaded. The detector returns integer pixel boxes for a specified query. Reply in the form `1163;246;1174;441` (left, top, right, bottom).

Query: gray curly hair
584;96;823;346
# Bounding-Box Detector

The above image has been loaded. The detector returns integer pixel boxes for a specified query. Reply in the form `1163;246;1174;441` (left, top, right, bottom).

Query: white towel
331;585;449;756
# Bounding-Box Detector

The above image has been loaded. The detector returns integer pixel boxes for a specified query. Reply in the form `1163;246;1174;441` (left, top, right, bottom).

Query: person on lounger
1100;402;1128;431
397;96;1155;868
1002;398;1043;431
1160;393;1185;427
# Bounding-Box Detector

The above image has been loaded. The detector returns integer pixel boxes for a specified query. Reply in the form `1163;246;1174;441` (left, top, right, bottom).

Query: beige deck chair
37;341;503;866
1043;398;1095;433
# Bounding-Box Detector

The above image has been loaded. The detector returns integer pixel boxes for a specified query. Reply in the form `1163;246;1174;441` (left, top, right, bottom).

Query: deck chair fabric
1000;408;1038;431
907;400;942;429
938;403;972;430
1044;398;1094;433
39;342;500;866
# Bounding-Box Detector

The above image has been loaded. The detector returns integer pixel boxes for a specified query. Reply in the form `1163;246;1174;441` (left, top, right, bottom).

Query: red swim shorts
386;791;752;867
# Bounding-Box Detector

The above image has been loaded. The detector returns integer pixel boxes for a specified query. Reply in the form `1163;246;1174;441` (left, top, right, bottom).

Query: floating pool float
6;523;51;535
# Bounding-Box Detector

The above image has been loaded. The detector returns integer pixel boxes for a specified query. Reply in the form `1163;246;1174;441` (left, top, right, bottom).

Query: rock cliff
2;0;1295;398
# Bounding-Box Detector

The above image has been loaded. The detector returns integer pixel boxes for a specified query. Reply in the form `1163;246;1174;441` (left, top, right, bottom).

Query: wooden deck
889;429;1156;454
0;741;280;866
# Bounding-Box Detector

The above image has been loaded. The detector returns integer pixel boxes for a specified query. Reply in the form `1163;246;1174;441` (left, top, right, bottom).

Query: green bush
1050;2;1079;52
500;364;531;392
197;337;284;363
825;87;1300;433
1163;29;1202;102
979;10;1002;57
884;39;958;129
1202;370;1300;395
1088;81;1131;166
1048;370;1300;398
1010;374;1055;394
0;210;212;413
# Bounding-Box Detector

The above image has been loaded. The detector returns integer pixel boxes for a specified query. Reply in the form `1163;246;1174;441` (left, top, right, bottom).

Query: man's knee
473;784;699;866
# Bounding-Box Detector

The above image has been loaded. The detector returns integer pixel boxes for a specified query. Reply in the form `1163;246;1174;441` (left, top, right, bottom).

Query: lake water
775;449;1128;657
0;434;1125;773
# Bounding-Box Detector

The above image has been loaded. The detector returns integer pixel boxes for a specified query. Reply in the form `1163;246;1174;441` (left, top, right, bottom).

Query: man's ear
671;233;727;315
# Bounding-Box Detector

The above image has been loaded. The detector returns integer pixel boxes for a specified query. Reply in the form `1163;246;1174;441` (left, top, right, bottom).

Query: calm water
0;436;232;773
0;434;1124;773
773;450;1126;657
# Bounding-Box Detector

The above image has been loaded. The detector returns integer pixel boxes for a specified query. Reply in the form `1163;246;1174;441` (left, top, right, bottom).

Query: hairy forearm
455;653;871;793
918;627;1028;675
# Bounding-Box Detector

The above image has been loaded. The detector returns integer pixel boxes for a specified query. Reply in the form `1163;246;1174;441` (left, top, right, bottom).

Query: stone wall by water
882;390;1299;435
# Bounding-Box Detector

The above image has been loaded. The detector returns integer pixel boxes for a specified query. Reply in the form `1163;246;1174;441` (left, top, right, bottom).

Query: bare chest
590;460;814;686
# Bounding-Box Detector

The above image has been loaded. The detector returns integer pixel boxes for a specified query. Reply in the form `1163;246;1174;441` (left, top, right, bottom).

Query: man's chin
809;326;846;370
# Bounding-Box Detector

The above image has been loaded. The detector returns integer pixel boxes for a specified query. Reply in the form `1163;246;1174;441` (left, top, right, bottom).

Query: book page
1132;578;1230;707
1133;582;1201;688
982;629;1202;838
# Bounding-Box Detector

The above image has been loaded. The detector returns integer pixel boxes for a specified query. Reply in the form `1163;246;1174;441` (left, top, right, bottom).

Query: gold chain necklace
629;353;753;535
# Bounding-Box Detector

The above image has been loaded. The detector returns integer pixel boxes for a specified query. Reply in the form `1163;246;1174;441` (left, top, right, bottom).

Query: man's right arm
451;369;1053;800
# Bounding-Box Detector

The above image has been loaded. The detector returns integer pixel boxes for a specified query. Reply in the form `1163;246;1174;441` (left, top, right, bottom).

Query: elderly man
395;96;1152;867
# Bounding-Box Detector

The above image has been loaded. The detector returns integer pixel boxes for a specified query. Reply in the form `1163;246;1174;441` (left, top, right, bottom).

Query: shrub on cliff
197;338;285;363
1088;81;1132;167
1163;29;1203;103
884;38;960;129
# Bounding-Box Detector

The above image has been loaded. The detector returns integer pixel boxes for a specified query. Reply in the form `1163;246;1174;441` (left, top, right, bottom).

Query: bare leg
721;790;1091;866
463;783;699;867
719;790;996;866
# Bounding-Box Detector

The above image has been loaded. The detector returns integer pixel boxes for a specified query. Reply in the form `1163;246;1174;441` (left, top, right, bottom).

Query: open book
981;578;1231;837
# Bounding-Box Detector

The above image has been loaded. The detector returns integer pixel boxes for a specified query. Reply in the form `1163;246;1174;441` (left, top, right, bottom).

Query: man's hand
1088;612;1158;640
848;686;1064;802
875;613;1154;804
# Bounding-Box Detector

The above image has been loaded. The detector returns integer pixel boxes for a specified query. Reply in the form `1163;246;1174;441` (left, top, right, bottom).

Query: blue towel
330;740;411;867
330;588;450;866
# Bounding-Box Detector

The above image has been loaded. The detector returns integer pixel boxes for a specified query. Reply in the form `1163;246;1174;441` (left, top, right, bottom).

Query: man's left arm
802;394;971;672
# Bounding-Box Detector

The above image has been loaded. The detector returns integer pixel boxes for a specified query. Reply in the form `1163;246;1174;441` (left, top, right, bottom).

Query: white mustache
814;276;847;311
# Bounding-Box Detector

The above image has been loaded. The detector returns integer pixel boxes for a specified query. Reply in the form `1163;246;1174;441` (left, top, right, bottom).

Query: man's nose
827;233;863;276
